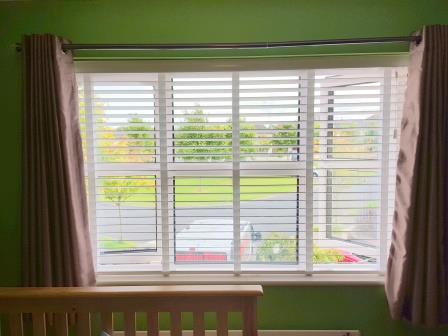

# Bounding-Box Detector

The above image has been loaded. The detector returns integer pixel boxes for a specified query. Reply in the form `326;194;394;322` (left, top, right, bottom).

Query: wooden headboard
0;285;263;336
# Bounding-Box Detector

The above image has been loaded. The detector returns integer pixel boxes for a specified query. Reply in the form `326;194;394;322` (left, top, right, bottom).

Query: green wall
1;1;448;335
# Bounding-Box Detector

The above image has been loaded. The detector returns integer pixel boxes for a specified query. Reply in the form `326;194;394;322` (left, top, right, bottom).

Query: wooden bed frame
0;285;263;336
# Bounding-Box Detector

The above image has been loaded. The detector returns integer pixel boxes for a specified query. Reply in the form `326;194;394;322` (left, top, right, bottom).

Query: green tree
102;179;135;241
175;110;257;161
97;117;156;163
96;117;156;240
270;124;298;154
240;122;257;159
175;111;231;161
329;121;380;160
102;177;155;241
120;117;156;148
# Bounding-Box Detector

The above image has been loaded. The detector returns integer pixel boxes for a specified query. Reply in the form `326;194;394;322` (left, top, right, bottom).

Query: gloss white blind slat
77;65;406;274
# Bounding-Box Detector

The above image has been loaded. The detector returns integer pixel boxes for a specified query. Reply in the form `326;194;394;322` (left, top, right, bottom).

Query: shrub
256;233;344;263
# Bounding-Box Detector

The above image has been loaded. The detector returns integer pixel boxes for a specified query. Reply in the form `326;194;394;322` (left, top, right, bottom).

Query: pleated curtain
386;25;448;327
22;34;95;287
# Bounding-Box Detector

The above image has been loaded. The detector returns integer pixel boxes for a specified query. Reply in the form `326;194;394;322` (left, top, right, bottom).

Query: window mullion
232;72;241;274
158;73;170;274
305;70;315;274
379;68;392;274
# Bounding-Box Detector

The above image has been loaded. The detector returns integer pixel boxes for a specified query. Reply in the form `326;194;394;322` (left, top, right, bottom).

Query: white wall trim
96;273;384;286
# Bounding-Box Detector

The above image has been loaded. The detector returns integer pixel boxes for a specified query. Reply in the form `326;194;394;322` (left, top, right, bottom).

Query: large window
77;60;406;276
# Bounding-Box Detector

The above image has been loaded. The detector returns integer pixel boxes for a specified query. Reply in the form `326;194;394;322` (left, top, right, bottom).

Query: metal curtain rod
15;35;421;52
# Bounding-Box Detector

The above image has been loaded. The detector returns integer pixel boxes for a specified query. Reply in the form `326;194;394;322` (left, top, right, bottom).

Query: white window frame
76;54;408;285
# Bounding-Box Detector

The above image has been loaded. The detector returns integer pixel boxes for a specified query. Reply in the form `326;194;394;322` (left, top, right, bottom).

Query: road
96;189;378;262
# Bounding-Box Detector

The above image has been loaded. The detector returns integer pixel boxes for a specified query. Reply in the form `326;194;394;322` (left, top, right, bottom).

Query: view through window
77;64;407;274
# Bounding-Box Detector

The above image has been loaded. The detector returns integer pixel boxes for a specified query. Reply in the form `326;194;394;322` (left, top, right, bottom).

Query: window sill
96;273;385;286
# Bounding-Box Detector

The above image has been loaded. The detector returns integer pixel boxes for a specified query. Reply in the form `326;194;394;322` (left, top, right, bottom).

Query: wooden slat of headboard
77;312;91;336
32;312;46;336
101;312;114;335
217;311;229;336
8;313;23;336
242;298;257;336
147;312;159;336
124;311;137;336
193;311;204;336
54;313;69;336
170;311;182;336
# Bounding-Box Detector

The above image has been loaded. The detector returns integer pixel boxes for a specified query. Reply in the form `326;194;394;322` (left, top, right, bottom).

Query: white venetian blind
309;67;406;271
77;64;407;274
78;73;161;270
238;71;305;269
166;73;235;271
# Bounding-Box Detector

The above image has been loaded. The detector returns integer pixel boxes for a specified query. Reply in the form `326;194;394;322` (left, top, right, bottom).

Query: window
77;59;407;277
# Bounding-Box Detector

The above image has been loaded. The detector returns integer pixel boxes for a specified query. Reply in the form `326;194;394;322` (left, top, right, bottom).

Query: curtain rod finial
415;35;423;45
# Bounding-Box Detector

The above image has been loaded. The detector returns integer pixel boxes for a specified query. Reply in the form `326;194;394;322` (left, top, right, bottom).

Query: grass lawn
98;170;378;207
175;177;297;206
99;177;297;207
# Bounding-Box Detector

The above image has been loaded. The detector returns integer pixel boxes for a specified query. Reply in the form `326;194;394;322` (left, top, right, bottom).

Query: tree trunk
117;201;123;241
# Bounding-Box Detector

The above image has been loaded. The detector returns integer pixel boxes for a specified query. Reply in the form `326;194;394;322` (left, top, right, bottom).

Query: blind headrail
15;35;421;52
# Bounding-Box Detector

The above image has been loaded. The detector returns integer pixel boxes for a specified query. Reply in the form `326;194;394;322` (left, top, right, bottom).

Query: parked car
175;219;261;263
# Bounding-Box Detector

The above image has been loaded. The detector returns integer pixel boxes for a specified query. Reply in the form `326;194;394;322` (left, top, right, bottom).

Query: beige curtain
386;25;448;327
22;34;95;286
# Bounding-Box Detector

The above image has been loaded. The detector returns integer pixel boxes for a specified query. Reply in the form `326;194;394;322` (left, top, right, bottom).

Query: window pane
313;169;379;265
173;177;233;264
169;74;233;163
240;71;301;162
78;73;162;270
96;175;159;266
311;68;405;269
240;176;298;264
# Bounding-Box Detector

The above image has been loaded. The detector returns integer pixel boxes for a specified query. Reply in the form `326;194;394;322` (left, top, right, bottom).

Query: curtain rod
15;35;421;52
